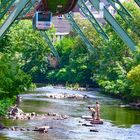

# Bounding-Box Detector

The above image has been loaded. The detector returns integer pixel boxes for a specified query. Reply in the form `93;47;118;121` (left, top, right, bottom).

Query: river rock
120;104;130;108
34;126;51;133
0;124;5;130
90;129;98;132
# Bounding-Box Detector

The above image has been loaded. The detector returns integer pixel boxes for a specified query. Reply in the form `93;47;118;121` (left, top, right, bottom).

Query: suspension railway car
33;0;78;30
33;11;52;30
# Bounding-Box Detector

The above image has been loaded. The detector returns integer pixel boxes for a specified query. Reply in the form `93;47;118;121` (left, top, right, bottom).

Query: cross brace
78;0;109;40
15;1;33;24
107;0;133;23
65;13;95;53
0;0;34;38
104;7;137;51
89;0;137;51
40;31;60;61
135;0;140;7
0;0;16;20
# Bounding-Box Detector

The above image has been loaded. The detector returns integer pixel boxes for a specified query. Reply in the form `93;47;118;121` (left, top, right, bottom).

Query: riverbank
0;86;140;140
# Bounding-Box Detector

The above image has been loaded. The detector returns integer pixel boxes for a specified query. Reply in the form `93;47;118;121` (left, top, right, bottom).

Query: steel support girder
0;0;16;19
0;0;33;38
15;1;33;24
78;0;109;40
65;13;95;53
40;31;60;61
89;0;99;10
0;0;12;10
135;0;140;7
104;7;137;51
89;0;137;51
107;0;133;23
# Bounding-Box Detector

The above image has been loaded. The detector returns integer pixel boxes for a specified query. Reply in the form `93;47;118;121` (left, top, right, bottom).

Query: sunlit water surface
0;86;140;140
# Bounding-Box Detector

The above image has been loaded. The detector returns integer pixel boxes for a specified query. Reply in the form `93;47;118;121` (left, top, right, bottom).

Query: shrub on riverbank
127;64;140;101
0;98;14;116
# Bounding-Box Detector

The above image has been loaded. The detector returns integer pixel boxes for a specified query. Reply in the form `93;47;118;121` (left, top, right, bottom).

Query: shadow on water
0;86;140;140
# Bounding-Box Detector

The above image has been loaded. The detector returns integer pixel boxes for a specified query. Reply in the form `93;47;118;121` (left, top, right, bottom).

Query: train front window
38;12;51;22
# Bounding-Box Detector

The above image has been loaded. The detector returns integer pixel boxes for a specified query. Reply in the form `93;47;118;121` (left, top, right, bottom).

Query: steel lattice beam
104;7;137;51
15;1;33;24
78;0;109;40
0;0;34;38
0;0;16;19
135;0;140;7
40;31;60;61
65;13;95;53
89;0;137;51
107;0;133;22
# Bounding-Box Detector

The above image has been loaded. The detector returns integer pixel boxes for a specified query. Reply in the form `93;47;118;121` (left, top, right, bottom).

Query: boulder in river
34;126;51;133
90;129;98;132
0;124;5;130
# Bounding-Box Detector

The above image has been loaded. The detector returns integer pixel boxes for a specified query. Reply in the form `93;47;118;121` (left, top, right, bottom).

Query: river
0;86;140;140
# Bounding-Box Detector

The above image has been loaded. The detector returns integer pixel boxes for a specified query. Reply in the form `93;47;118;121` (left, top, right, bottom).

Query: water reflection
0;86;140;140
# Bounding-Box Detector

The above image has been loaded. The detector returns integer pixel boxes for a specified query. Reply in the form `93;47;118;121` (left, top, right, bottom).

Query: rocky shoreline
0;105;69;133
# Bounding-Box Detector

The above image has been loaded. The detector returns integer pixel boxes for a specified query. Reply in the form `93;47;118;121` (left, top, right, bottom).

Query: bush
127;64;140;99
0;98;14;116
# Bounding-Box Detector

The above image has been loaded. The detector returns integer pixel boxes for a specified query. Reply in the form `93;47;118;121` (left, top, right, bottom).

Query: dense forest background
0;1;140;115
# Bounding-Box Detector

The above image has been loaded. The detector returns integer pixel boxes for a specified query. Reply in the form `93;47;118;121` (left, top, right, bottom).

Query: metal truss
78;0;109;40
65;13;95;53
135;0;140;7
0;0;16;19
0;0;35;38
106;0;140;35
104;7;137;51
107;0;133;23
40;31;60;61
15;1;34;24
89;0;137;51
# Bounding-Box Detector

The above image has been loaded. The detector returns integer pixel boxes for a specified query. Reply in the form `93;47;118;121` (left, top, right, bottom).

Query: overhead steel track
15;1;34;24
135;0;140;7
78;0;109;40
65;13;95;53
106;0;139;35
0;0;16;19
40;31;60;61
89;0;137;51
106;0;133;23
0;0;36;38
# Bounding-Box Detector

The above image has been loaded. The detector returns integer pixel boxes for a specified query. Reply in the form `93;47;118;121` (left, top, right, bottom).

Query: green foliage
0;53;32;98
127;64;140;99
0;98;14;116
90;1;140;99
0;0;140;104
47;36;93;85
9;20;52;82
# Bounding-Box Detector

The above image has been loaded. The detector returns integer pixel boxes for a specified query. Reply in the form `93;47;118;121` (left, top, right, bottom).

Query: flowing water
0;86;140;140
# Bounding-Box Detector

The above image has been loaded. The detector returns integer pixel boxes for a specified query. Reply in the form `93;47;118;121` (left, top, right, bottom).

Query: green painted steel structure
40;31;60;61
0;0;34;37
0;0;139;53
106;0;133;22
0;0;16;19
78;0;109;40
135;0;140;7
65;13;95;53
103;7;137;51
89;0;137;51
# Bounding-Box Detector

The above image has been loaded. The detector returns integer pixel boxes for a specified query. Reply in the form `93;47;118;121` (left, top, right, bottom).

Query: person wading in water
88;106;96;121
95;101;100;120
